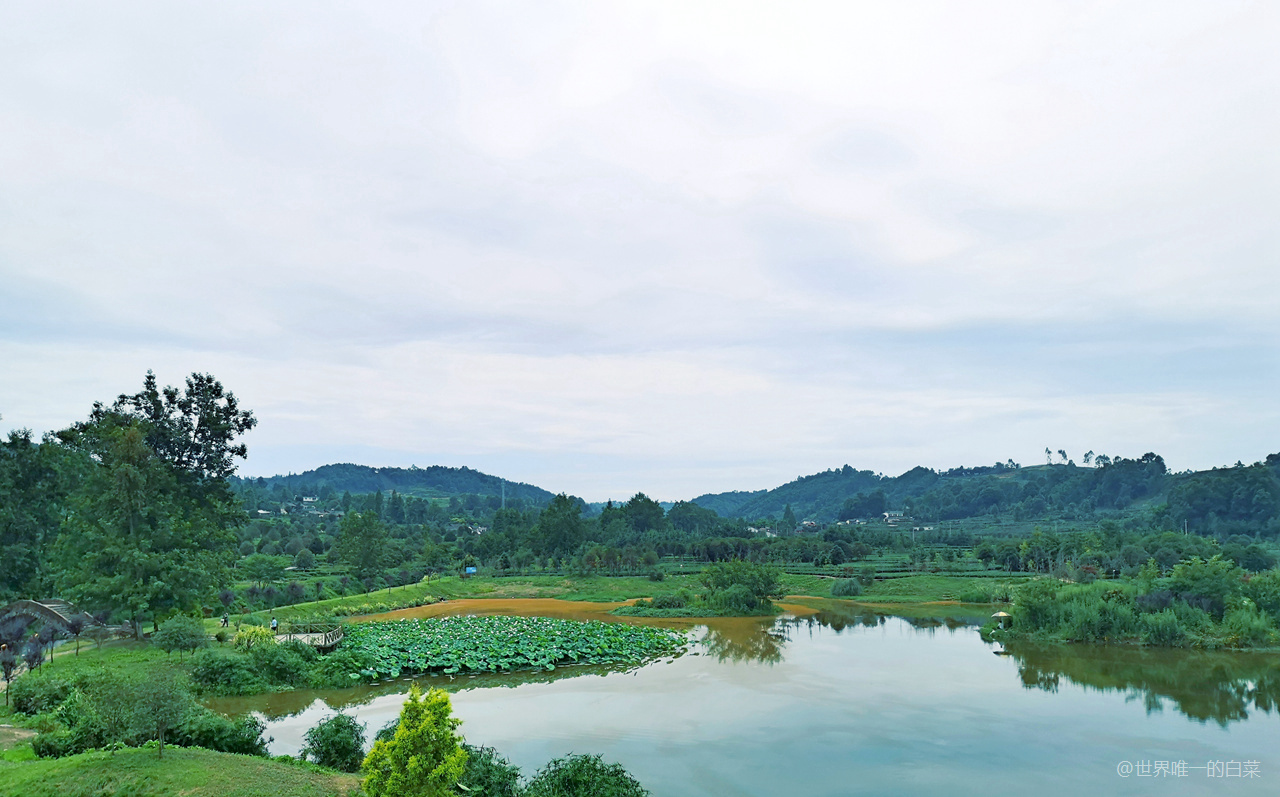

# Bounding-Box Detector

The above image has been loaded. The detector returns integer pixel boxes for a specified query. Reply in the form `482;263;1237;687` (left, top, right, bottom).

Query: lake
208;601;1280;796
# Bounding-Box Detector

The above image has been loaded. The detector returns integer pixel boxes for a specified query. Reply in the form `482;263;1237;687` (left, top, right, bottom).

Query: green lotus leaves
342;615;688;679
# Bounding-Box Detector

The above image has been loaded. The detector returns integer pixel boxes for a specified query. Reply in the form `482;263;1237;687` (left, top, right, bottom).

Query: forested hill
234;463;556;504
692;454;1280;537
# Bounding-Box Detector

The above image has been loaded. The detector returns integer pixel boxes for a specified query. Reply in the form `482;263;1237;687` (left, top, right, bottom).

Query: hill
692;454;1280;536
235;463;556;504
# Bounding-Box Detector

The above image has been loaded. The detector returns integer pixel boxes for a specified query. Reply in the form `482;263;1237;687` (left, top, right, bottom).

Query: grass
0;746;360;797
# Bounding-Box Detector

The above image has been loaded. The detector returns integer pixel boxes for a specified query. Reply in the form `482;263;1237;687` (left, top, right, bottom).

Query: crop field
342;615;689;678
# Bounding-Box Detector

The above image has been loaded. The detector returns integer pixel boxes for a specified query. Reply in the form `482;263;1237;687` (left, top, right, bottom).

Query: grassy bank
0;746;360;797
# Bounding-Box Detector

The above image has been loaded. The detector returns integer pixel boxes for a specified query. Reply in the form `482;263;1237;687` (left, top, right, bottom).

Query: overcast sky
1;2;1277;501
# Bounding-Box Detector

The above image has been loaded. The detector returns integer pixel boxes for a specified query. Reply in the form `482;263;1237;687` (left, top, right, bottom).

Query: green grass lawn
0;746;360;797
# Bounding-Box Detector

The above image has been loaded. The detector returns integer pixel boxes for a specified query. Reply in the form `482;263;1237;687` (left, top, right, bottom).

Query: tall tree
535;494;586;556
335;512;389;580
52;373;254;635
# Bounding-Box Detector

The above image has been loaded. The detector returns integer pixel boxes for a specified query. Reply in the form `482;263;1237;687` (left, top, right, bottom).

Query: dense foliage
342;616;688;679
17;667;269;760
362;684;467;797
522;754;649;797
300;713;366;772
993;558;1280;648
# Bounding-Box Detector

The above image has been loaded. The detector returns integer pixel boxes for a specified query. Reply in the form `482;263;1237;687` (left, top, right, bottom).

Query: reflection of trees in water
1005;641;1280;726
206;660;644;720
699;621;790;665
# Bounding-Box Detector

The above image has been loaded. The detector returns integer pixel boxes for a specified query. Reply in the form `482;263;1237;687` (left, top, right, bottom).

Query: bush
306;647;377;688
706;583;759;614
300;713;366;772
9;673;72;715
362;684;466;797
250;642;311;686
647;570;665;582
1139;609;1185;646
460;744;522;797
233;625;276;651
1223;601;1279;647
153;615;209;656
174;709;270;756
190;648;266;695
649;594;686;609
524;754;649;797
31;731;72;759
831;579;862;597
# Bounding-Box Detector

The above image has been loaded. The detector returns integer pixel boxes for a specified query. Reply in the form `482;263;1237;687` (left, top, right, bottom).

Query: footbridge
0;599;101;636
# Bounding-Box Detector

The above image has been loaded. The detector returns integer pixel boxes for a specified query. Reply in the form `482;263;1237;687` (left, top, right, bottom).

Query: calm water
208;602;1280;796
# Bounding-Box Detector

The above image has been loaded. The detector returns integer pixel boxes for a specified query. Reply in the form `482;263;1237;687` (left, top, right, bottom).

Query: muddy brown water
207;599;1280;797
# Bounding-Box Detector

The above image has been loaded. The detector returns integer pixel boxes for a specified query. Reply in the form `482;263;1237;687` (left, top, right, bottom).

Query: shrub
300;713;366;772
1139;609;1185;646
9;674;72;715
647;570;665;582
306;647;377;688
706;583;759;614
153;615;209;657
190;648;266;695
362;684;466;797
249;642;310;686
649;594;686;609
173;709;270;756
233;625;276;651
524;754;649;797
831;579;862;597
699;561;781;603
31;731;72;759
460;744;522;797
1222;601;1279;647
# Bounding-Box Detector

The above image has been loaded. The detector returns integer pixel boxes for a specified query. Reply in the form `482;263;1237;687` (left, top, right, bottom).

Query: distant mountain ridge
236;463;556;504
693;454;1280;536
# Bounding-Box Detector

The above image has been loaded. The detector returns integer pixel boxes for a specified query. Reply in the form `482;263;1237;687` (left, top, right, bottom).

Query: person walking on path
270;617;278;635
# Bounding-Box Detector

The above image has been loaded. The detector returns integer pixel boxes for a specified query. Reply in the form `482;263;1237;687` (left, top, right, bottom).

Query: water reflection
1004;641;1280;726
207;661;645;720
698;618;789;664
208;602;1280;733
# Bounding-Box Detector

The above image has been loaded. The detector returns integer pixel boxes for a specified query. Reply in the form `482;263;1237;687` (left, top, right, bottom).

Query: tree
22;641;42;674
52;372;254;636
301;713;366;772
535;495;586;556
240;554;289;588
362;684;467;797
0;428;71;600
134;668;191;759
153;615;208;657
335;512;389;581
622;493;665;533
0;649;16;706
781;504;797;531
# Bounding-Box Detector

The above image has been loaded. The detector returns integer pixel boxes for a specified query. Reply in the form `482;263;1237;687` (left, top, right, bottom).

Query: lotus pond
341;615;688;678
209;601;1280;796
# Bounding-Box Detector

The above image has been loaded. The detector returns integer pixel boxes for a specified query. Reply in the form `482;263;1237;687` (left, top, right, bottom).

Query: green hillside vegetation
0;746;361;797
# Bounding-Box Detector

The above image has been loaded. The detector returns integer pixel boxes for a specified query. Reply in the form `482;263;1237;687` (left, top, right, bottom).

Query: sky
1;1;1277;502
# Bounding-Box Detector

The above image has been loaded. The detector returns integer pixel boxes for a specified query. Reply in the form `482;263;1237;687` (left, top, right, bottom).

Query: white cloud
1;1;1276;499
